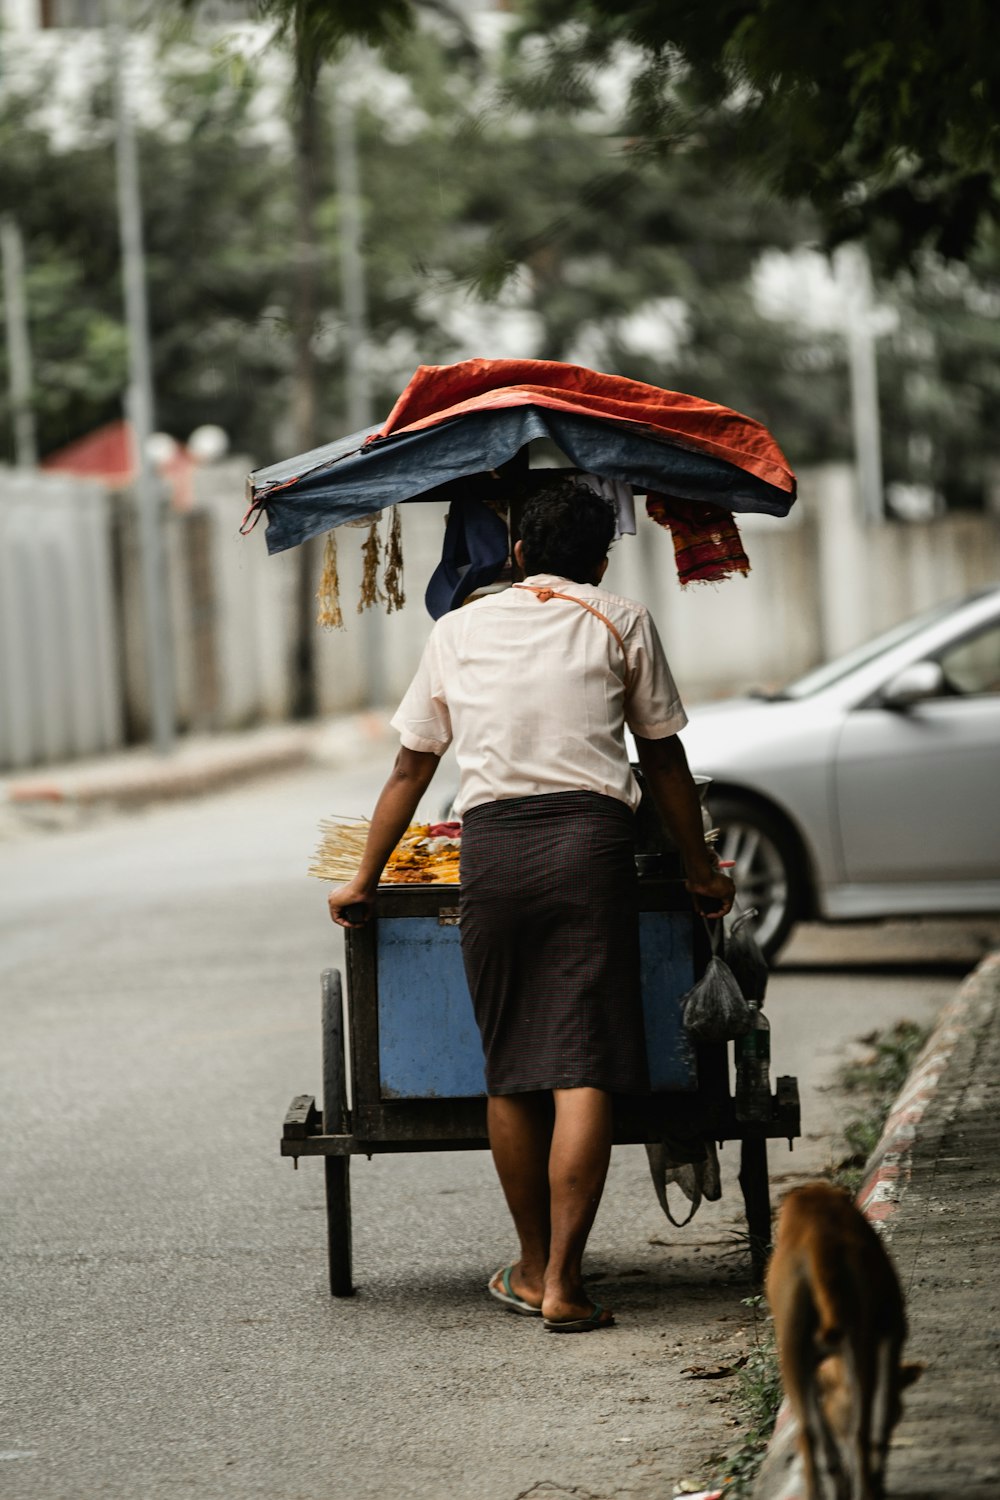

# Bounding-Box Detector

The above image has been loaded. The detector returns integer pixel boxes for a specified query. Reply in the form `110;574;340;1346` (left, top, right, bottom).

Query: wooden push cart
280;868;801;1294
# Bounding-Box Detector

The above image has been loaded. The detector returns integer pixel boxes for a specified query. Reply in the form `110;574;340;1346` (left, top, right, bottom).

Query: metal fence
3;462;998;772
0;470;122;769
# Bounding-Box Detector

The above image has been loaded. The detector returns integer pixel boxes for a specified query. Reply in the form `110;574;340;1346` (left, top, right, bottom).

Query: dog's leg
802;1380;838;1500
868;1336;898;1498
818;1402;848;1499
815;1356;851;1500
777;1283;834;1500
842;1335;877;1500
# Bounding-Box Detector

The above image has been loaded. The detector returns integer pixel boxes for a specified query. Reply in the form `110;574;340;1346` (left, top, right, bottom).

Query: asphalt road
2;753;997;1500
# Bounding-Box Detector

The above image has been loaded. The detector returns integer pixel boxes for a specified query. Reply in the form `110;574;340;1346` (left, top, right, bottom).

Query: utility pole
334;80;374;433
0;215;38;468
835;243;885;526
333;68;385;708
286;12;322;722
108;0;175;755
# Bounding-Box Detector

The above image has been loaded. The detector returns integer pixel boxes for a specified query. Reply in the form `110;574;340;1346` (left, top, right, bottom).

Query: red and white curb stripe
749;949;1000;1500
858;949;1000;1227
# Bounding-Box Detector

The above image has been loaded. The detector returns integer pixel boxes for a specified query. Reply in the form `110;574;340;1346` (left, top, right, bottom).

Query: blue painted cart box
375;899;695;1099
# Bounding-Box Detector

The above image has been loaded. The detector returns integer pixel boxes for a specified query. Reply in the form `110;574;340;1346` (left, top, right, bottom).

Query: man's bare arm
633;733;735;915
328;746;441;927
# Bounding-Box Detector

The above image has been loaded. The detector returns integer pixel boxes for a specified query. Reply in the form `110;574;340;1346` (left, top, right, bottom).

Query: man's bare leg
542;1086;614;1325
486;1092;554;1307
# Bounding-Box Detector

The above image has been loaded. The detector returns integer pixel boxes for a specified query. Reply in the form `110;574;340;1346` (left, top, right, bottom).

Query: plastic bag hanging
645;1138;722;1227
725;906;769;1004
681;918;754;1042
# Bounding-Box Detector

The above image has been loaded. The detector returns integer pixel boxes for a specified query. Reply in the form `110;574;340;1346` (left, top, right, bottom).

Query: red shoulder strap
512;584;631;689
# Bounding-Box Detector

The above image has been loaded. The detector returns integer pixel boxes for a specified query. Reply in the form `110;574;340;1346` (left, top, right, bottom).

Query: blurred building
41;420;197;509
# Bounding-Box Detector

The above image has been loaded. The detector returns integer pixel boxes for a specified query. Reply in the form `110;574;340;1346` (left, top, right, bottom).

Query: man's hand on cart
327;747;442;930
685;865;736;918
632;733;736;918
329;879;377;928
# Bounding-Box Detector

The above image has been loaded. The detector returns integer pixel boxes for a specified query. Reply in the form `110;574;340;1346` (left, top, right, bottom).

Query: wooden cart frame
281;878;800;1295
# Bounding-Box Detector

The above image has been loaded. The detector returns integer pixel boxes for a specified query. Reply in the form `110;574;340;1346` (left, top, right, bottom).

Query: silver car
677;585;1000;958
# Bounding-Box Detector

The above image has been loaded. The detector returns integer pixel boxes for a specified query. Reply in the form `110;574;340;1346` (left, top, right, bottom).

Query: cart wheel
322;968;354;1298
738;1133;772;1285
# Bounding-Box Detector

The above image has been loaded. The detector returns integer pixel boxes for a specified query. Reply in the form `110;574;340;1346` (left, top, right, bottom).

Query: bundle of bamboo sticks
308;816;373;883
309;816;461;885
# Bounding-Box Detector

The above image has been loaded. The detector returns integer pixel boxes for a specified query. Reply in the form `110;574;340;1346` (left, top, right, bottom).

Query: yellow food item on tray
309;817;460;886
383;825;461;885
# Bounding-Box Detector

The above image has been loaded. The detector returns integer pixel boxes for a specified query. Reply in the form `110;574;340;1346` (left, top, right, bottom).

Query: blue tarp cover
250;406;794;556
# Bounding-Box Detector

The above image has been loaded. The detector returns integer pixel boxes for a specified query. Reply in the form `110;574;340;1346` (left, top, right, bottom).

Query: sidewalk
877;950;1000;1499
0;712;393;836
755;950;1000;1499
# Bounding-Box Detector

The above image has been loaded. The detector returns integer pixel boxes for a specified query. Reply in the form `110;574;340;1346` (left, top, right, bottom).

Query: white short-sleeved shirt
391;573;687;816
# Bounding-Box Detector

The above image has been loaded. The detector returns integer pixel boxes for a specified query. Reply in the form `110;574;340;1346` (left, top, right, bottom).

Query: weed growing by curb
831;1020;929;1194
709;1295;782;1498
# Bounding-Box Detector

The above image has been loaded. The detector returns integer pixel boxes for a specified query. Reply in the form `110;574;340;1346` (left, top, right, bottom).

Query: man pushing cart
256;359;802;1306
328;478;735;1332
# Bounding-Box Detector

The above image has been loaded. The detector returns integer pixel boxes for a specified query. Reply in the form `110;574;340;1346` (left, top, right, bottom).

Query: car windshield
777;597;965;700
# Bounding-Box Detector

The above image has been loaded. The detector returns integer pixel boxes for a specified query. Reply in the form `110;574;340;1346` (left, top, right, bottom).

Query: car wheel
707;796;801;961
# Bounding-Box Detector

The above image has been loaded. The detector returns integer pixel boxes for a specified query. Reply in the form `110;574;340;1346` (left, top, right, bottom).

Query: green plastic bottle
735;1003;771;1123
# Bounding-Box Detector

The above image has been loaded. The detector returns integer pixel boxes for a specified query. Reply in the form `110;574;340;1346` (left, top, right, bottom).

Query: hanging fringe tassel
316;530;344;629
358;515;383;612
383;505;405;613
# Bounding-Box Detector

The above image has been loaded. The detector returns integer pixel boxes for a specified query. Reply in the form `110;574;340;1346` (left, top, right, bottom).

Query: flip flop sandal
488;1265;543;1317
543;1302;615;1334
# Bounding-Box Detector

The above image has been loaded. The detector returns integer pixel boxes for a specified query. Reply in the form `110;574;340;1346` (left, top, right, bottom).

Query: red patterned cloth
646;493;751;586
375;357;795;498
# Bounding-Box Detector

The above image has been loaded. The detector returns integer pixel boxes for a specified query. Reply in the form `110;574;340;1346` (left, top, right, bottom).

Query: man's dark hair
519;478;616;582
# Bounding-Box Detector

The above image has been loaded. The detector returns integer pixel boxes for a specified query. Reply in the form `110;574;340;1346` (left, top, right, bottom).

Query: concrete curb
0;712;394;834
856;949;1000;1226
751;950;1000;1500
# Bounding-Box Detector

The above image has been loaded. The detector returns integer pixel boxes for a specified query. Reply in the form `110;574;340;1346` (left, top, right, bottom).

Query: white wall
607;464;1000;703
4;461;999;770
190;479;451;725
234;464;1000;715
605;493;820;701
194;462;298;727
0;469;122;768
313;500;448;715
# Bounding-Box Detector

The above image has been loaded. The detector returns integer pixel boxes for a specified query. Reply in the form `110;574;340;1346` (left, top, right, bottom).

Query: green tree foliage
511;0;1000;268
877;240;1000;506
241;1;1000;265
255;0;414;83
429;65;844;465
0;52;293;461
250;2;998;502
247;0;474;82
382;6;999;503
2;9;997;509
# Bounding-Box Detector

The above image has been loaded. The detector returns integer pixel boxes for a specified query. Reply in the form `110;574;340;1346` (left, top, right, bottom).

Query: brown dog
765;1182;921;1500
